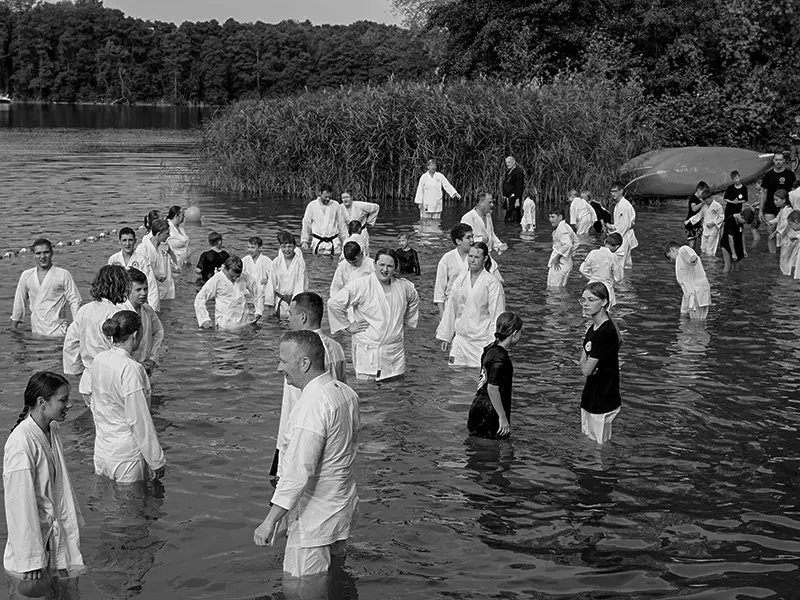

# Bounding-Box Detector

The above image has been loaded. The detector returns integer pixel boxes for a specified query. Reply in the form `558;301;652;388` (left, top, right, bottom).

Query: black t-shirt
467;343;514;438
721;215;745;259
396;248;420;275
761;168;796;215
197;249;230;282
581;320;621;414
723;184;748;218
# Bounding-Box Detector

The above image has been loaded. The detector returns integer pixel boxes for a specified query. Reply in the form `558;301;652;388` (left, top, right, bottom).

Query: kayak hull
622;147;774;198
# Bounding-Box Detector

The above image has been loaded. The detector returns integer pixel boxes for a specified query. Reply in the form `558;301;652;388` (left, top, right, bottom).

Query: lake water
0;105;798;600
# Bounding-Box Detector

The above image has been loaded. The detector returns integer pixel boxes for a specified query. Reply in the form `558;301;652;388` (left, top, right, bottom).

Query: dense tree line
0;0;432;103
424;0;800;147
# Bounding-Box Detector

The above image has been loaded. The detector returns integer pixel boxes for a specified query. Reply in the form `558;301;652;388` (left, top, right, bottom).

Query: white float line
0;226;148;261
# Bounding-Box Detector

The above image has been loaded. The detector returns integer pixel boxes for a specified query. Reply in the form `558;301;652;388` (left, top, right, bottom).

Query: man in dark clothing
502;156;525;222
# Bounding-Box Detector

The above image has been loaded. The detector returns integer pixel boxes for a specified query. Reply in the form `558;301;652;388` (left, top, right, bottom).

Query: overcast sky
102;0;401;26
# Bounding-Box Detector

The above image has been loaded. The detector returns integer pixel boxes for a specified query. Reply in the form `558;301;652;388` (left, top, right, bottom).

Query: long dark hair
471;241;492;272
102;310;142;344
13;371;70;432
584;281;623;345
495;311;523;341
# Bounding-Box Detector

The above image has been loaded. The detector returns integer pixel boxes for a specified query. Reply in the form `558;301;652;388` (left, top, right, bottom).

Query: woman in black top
467;311;523;439
684;181;708;249
579;282;623;444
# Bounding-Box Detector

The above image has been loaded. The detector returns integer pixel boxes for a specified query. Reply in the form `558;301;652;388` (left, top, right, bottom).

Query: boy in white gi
665;241;711;320
547;207;580;288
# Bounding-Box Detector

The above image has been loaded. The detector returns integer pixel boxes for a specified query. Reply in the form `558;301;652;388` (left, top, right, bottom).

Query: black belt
312;233;338;255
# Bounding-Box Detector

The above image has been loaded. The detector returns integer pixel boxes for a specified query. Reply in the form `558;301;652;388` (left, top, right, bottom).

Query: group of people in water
8;151;795;592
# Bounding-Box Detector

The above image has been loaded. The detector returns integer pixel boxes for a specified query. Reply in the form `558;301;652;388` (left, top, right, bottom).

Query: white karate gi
107;251;140;268
339;200;379;254
272;373;360;577
242;253;273;300
414;171;458;217
194;270;264;330
3;417;84;576
433;248;502;306
121;300;163;366
775;206;795;275
460;208;506;254
792;231;800;279
700;199;725;256
330;257;375;297
62;299;122;398
579;247;622;307
547;221;580;287
137;238;174;300
265;248;307;317
167;220;190;268
521;197;536;230
436;269;506;367
675;246;711;319
91;347;166;482
611;197;639;268
302;198;348;254
789;189;800;211
328;274;419;381
11;267;81;337
129;242;162;311
275;330;346;477
570;197;596;236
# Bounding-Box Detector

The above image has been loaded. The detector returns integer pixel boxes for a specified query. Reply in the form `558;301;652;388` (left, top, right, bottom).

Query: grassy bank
197;77;663;204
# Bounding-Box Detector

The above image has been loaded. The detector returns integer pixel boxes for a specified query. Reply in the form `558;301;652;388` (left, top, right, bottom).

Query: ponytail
495;311;523;341
102;310;141;344
13;371;70;433
473;241;492;272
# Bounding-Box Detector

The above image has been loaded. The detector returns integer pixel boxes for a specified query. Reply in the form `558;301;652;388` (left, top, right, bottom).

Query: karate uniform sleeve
414;174;425;205
263;264;276;307
328;284;357;334
64;272;83;319
11;272;28;324
404;283;420;329
439;173;458;198
488;279;506;323
3;466;48;573
247;274;264;317
149;310;164;363
363;202;380;227
570;200;579;225
123;370;166;470
615;206;633;235
579;255;593;279
433;256;449;304
62;320;83;375
294;259;308;296
330;264;346;298
194;277;216;326
435;294;456;342
301;203;313;246
271;425;326;511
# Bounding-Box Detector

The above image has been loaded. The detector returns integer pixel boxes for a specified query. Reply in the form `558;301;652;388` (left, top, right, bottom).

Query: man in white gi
254;330;360;584
11;238;82;337
414;159;461;220
270;292;346;477
328;249;420;381
301;185;348;255
460;192;507;255
330;241;375;297
608;181;639;269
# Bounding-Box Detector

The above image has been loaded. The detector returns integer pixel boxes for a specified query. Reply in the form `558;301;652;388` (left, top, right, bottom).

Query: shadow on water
0;114;799;599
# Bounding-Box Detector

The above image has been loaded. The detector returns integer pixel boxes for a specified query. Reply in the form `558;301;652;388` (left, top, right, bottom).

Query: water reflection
0;103;213;130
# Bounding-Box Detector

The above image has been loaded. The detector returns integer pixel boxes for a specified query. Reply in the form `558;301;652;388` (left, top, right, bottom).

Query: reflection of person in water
463;437;516;537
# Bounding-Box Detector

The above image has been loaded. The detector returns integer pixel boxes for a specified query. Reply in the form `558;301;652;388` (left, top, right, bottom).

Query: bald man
255;330;360;583
502;156;525;222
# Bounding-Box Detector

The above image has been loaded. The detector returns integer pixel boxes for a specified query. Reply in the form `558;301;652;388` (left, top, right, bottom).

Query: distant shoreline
4;100;220;108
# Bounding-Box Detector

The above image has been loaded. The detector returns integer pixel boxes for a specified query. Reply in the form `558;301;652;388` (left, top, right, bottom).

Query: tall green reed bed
197;77;662;205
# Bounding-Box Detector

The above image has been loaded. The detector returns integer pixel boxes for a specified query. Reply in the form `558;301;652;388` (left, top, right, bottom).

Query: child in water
467;312;523;439
520;189;537;232
721;206;755;273
665;241;711;321
769;190;794;275
547;207;580;288
396;232;420;275
579;233;623;308
196;231;230;283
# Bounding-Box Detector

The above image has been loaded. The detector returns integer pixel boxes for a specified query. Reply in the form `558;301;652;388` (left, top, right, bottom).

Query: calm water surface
0;107;798;600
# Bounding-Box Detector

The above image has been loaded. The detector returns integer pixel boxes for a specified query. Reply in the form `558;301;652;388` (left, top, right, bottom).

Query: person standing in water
414;159;461;220
761;152;796;254
578;282;623;445
467;312;523;439
501;156;525;223
11;238;82;337
3;372;84;593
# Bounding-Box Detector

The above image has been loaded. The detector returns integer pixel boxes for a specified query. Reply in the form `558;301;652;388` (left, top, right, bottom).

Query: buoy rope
1;225;151;261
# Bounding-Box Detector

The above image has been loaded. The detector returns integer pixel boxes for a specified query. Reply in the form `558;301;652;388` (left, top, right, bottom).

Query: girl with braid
3;372;84;594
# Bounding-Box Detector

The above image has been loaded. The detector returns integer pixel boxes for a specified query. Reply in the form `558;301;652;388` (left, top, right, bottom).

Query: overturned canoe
621;147;775;198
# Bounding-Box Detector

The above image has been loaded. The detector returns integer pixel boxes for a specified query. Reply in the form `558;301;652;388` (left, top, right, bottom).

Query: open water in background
0;105;799;600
